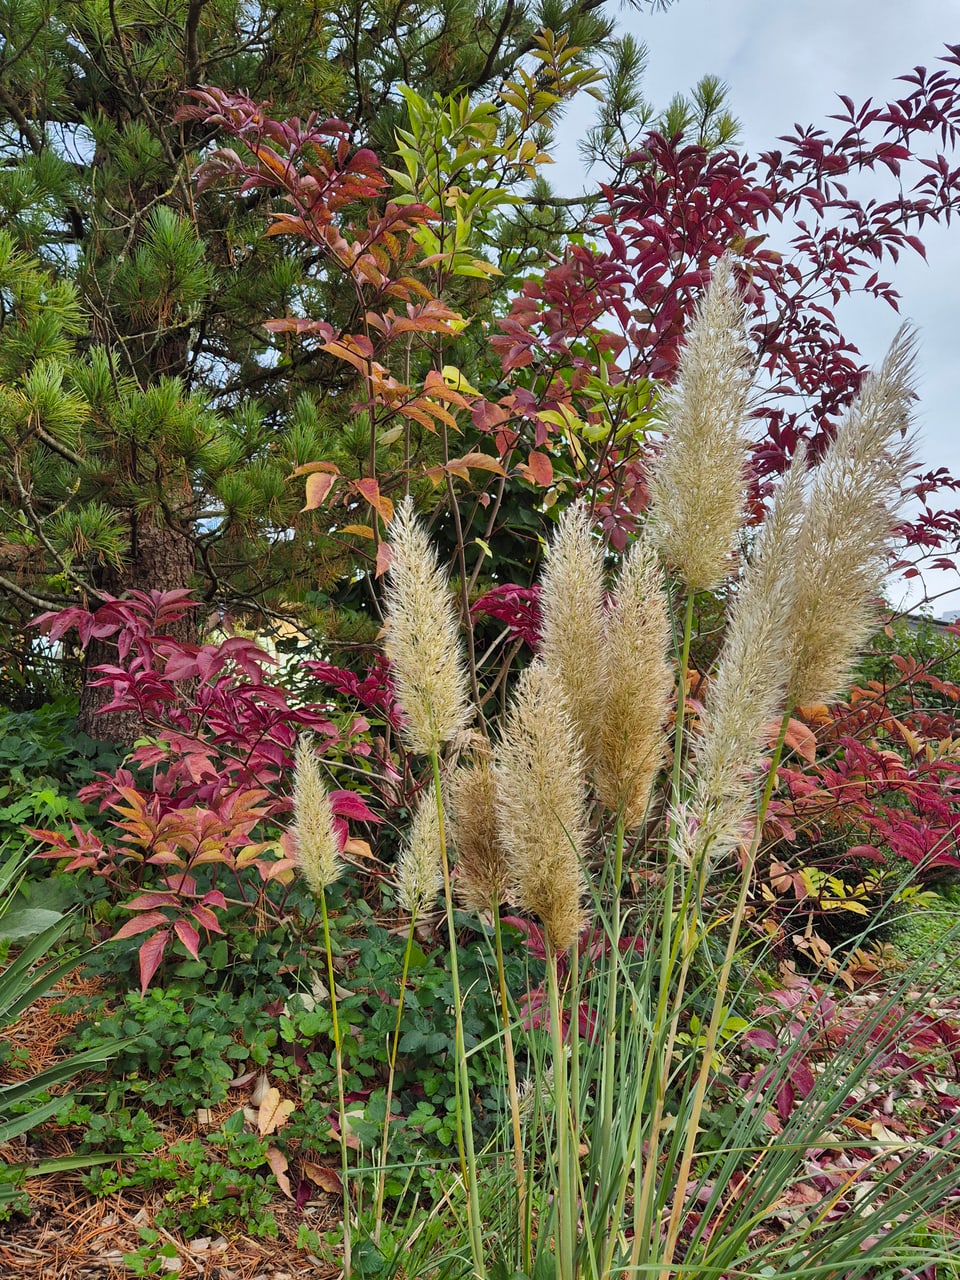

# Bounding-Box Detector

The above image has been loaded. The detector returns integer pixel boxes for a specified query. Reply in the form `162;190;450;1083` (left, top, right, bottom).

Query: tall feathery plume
395;782;444;917
383;496;472;756
594;536;673;827
292;737;343;895
451;753;512;914
684;446;808;870
495;662;589;954
787;326;918;708
647;256;754;592
538;502;607;772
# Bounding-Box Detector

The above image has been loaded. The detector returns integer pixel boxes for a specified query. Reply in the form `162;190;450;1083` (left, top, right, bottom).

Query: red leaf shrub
32;591;381;990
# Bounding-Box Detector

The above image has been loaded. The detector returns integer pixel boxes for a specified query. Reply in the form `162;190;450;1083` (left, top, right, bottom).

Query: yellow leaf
343;838;374;860
441;365;480;396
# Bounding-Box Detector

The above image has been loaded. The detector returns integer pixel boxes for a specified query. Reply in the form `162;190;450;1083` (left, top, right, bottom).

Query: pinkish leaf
114;910;172;940
266;1146;293;1199
174;919;201;959
138;930;171;994
303;472;337;511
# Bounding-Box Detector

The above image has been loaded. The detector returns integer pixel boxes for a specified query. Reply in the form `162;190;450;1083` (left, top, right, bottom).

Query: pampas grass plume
384;496;472;756
495;662;589;954
395;782;445;918
538;502;606;771
594;537;672;827
648;256;753;591
451;753;511;914
787;326;918;708
293;738;343;894
685;446;808;869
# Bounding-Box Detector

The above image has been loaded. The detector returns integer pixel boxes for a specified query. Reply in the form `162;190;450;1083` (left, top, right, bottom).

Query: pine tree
0;0;687;735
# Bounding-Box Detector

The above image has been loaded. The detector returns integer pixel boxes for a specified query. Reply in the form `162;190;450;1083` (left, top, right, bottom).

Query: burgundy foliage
492;45;960;565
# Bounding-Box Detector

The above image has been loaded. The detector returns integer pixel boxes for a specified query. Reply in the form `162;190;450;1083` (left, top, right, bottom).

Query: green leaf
0;907;65;942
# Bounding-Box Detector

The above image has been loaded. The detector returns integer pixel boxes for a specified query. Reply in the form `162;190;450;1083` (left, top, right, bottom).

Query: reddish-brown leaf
303;1162;343;1194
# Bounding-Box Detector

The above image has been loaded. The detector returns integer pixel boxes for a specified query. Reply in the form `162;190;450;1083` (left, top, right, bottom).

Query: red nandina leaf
329;790;380;823
123;892;179;911
114;910;172;939
189;905;225;933
138;929;170;994
845;843;886;862
174;919;201;959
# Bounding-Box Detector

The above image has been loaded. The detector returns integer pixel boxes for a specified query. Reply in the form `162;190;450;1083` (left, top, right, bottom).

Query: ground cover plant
5;23;960;1280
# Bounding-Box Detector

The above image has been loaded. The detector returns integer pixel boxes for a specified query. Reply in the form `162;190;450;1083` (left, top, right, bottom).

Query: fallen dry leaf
266;1146;293;1199
257;1086;296;1137
303;1161;343;1194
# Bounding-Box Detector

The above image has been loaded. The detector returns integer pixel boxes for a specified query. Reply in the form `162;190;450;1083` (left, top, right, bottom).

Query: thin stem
493;904;528;1270
547;947;575;1280
319;890;352;1280
598;818;624;1189
658;707;792;1277
431;749;486;1279
373;913;418;1242
629;587;696;1270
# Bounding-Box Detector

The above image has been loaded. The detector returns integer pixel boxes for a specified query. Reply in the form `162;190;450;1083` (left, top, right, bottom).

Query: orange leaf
782;717;817;764
258;1087;296;1137
354;478;394;523
340;524;375;540
526;450;553;487
375;542;391;578
398;402;439;431
290;460;341;478
320;338;375;378
302;472;337;511
343;838;374;860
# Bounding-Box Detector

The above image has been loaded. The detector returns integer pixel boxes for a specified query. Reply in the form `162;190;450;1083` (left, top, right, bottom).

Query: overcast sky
552;0;960;613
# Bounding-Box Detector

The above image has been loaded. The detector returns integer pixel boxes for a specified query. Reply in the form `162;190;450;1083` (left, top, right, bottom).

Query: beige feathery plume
495;662;589;954
787;326;918;708
292;738;343;895
395;782;444;918
383;496;472;756
594;536;673;827
684;446;808;869
648;256;753;592
451;754;511;914
538;502;606;770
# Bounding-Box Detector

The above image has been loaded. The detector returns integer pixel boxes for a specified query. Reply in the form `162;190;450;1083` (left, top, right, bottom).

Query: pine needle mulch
0;1171;339;1280
1;976;342;1280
